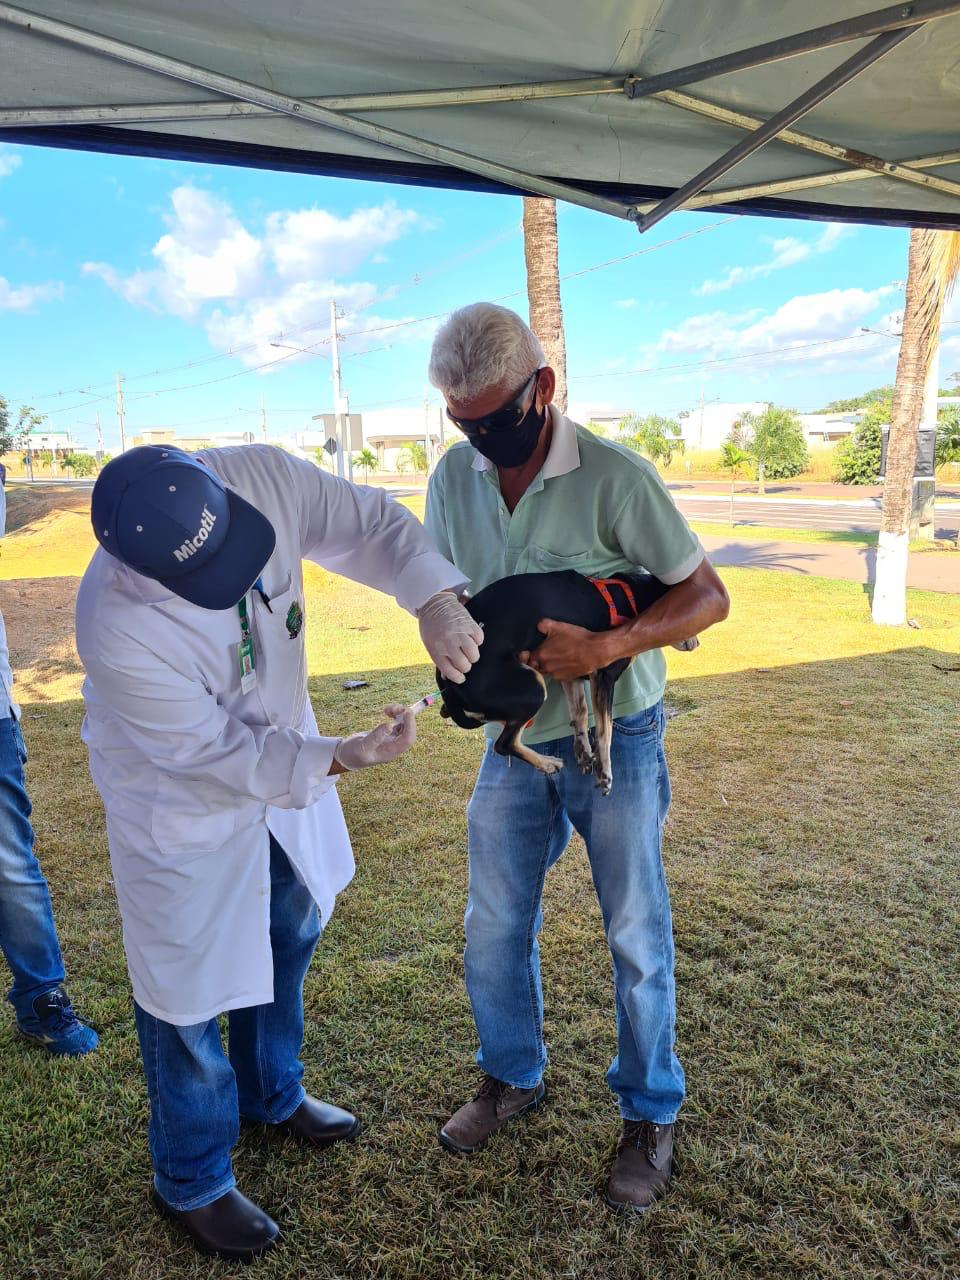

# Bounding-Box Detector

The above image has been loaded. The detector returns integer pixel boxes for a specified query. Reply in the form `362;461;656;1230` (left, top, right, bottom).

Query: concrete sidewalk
669;479;960;501
700;534;959;594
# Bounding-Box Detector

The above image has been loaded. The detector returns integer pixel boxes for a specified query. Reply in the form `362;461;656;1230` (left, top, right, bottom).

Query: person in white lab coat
76;443;481;1262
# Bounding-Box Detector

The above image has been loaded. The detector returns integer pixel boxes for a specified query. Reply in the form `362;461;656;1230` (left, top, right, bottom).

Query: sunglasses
446;370;540;436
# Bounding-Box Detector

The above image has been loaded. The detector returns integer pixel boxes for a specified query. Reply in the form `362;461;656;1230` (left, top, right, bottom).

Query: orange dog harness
588;576;638;627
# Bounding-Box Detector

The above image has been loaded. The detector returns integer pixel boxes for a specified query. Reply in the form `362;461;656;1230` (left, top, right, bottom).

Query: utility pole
115;371;127;454
95;410;104;463
424;388;434;473
259;393;267;443
329;299;345;479
698;386;705;449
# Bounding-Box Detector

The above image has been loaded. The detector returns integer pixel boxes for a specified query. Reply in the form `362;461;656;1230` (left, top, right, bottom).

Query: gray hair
428;302;544;401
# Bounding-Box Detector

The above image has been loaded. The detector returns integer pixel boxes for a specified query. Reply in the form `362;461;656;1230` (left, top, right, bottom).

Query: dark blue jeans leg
228;837;321;1124
0;714;65;1022
133;1001;239;1212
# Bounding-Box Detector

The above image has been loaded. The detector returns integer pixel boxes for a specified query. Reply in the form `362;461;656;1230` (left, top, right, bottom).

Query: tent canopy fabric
2;0;960;229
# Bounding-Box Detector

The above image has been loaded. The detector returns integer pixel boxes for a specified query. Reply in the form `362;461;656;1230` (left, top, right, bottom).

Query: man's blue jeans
464;702;685;1124
133;836;321;1211
0;713;66;1021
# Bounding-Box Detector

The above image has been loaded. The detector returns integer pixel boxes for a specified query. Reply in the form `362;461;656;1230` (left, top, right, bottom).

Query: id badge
237;637;258;694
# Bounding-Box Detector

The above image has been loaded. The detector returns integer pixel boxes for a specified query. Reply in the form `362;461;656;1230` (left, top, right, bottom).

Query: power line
15;217;734;411
20;224;524;406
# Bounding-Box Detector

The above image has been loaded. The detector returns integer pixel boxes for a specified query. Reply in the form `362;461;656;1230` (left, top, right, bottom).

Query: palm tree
353;447;378;481
522;198;568;414
873;229;960;625
397;441;428;475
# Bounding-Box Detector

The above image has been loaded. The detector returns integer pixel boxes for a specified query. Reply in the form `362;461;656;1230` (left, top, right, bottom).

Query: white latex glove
417;591;484;684
333;704;416;771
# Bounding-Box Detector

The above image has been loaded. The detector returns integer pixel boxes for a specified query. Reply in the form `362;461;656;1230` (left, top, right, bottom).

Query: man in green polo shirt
424;302;729;1213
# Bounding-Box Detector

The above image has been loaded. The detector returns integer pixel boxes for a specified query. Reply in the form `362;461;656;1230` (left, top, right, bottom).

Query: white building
798;412;860;444
675;402;768;450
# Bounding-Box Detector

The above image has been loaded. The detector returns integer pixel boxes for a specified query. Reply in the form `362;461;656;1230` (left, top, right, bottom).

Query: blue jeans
465;702;684;1124
0;713;66;1021
134;836;321;1211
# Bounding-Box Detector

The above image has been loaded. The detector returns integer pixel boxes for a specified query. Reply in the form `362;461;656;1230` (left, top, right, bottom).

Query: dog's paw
671;637;699;652
539;755;565;775
573;735;595;773
592;756;612;796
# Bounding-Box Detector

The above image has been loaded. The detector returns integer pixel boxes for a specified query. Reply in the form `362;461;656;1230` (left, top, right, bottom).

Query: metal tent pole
637;27;920;231
0;4;637;223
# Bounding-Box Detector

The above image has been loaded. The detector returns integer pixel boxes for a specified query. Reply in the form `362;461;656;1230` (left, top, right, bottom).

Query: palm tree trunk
873;229;959;624
522;197;568;414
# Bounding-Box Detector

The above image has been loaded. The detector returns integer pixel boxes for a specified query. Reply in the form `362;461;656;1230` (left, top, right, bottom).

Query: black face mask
447;370;549;469
466;398;547;469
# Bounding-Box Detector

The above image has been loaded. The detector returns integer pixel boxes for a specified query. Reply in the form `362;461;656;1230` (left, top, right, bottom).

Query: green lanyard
237;591;257;694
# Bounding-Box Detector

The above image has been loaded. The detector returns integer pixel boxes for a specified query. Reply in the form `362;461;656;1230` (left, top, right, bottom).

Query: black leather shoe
273;1095;361;1147
152;1187;279;1261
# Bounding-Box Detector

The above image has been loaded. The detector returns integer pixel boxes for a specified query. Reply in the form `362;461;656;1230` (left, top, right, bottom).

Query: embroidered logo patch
285;601;303;639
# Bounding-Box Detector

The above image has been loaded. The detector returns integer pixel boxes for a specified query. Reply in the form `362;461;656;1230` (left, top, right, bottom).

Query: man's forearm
598;572;729;665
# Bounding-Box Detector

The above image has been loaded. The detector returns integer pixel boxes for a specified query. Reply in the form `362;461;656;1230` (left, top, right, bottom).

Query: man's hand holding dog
519;619;614;681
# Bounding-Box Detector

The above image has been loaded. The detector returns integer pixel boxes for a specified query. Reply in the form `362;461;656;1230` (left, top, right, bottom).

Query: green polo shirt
424;410;704;745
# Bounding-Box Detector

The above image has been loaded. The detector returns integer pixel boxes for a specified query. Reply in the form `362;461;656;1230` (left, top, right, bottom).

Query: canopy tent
2;0;960;231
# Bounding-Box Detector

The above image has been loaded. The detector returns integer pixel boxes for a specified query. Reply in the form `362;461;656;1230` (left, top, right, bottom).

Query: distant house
130;428;257;450
24;426;74;452
797;412;861;444
678;402;768;450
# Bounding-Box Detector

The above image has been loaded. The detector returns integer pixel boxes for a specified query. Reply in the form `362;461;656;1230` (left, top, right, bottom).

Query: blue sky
3;140;958;452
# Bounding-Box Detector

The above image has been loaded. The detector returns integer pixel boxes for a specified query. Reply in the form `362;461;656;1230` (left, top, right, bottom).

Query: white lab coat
76;445;465;1025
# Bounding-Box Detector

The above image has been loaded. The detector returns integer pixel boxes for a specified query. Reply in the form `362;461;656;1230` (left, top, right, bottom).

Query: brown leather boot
438;1074;546;1154
605;1120;674;1212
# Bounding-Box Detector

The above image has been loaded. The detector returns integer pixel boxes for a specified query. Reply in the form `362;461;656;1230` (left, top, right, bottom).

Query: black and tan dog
437;570;695;795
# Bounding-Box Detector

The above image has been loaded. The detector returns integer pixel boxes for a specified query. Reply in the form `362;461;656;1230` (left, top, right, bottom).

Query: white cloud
0;276;63;310
614;298;637;310
0;147;22;178
265;204;420;281
85;184;428;366
697;222;854;295
640;286;899;382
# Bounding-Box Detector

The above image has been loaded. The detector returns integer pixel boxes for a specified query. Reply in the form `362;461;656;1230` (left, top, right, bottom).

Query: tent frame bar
6;0;960;128
0;2;638;222
2;1;960;229
646;149;960;212
656;88;960;203
636;26;919;232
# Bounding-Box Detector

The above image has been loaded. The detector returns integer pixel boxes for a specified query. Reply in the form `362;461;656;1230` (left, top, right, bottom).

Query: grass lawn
0;492;958;1279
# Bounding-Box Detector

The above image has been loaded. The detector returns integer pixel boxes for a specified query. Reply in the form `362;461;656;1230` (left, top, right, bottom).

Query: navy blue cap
91;446;276;610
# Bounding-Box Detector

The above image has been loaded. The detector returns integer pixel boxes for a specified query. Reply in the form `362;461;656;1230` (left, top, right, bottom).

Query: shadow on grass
0;650;957;1280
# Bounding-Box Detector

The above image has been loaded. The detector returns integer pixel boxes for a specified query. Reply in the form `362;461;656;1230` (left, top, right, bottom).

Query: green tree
583;419;612;438
618;413;685;466
819;385;894;413
64;452;97;477
833;396;891;484
312;446;334;473
397;442;428;474
0;398;43;467
352;447;378;481
720;441;753;526
935;406;960;466
735;405;809;492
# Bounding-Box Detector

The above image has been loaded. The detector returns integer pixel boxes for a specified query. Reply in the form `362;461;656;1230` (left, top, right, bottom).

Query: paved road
673;493;960;540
